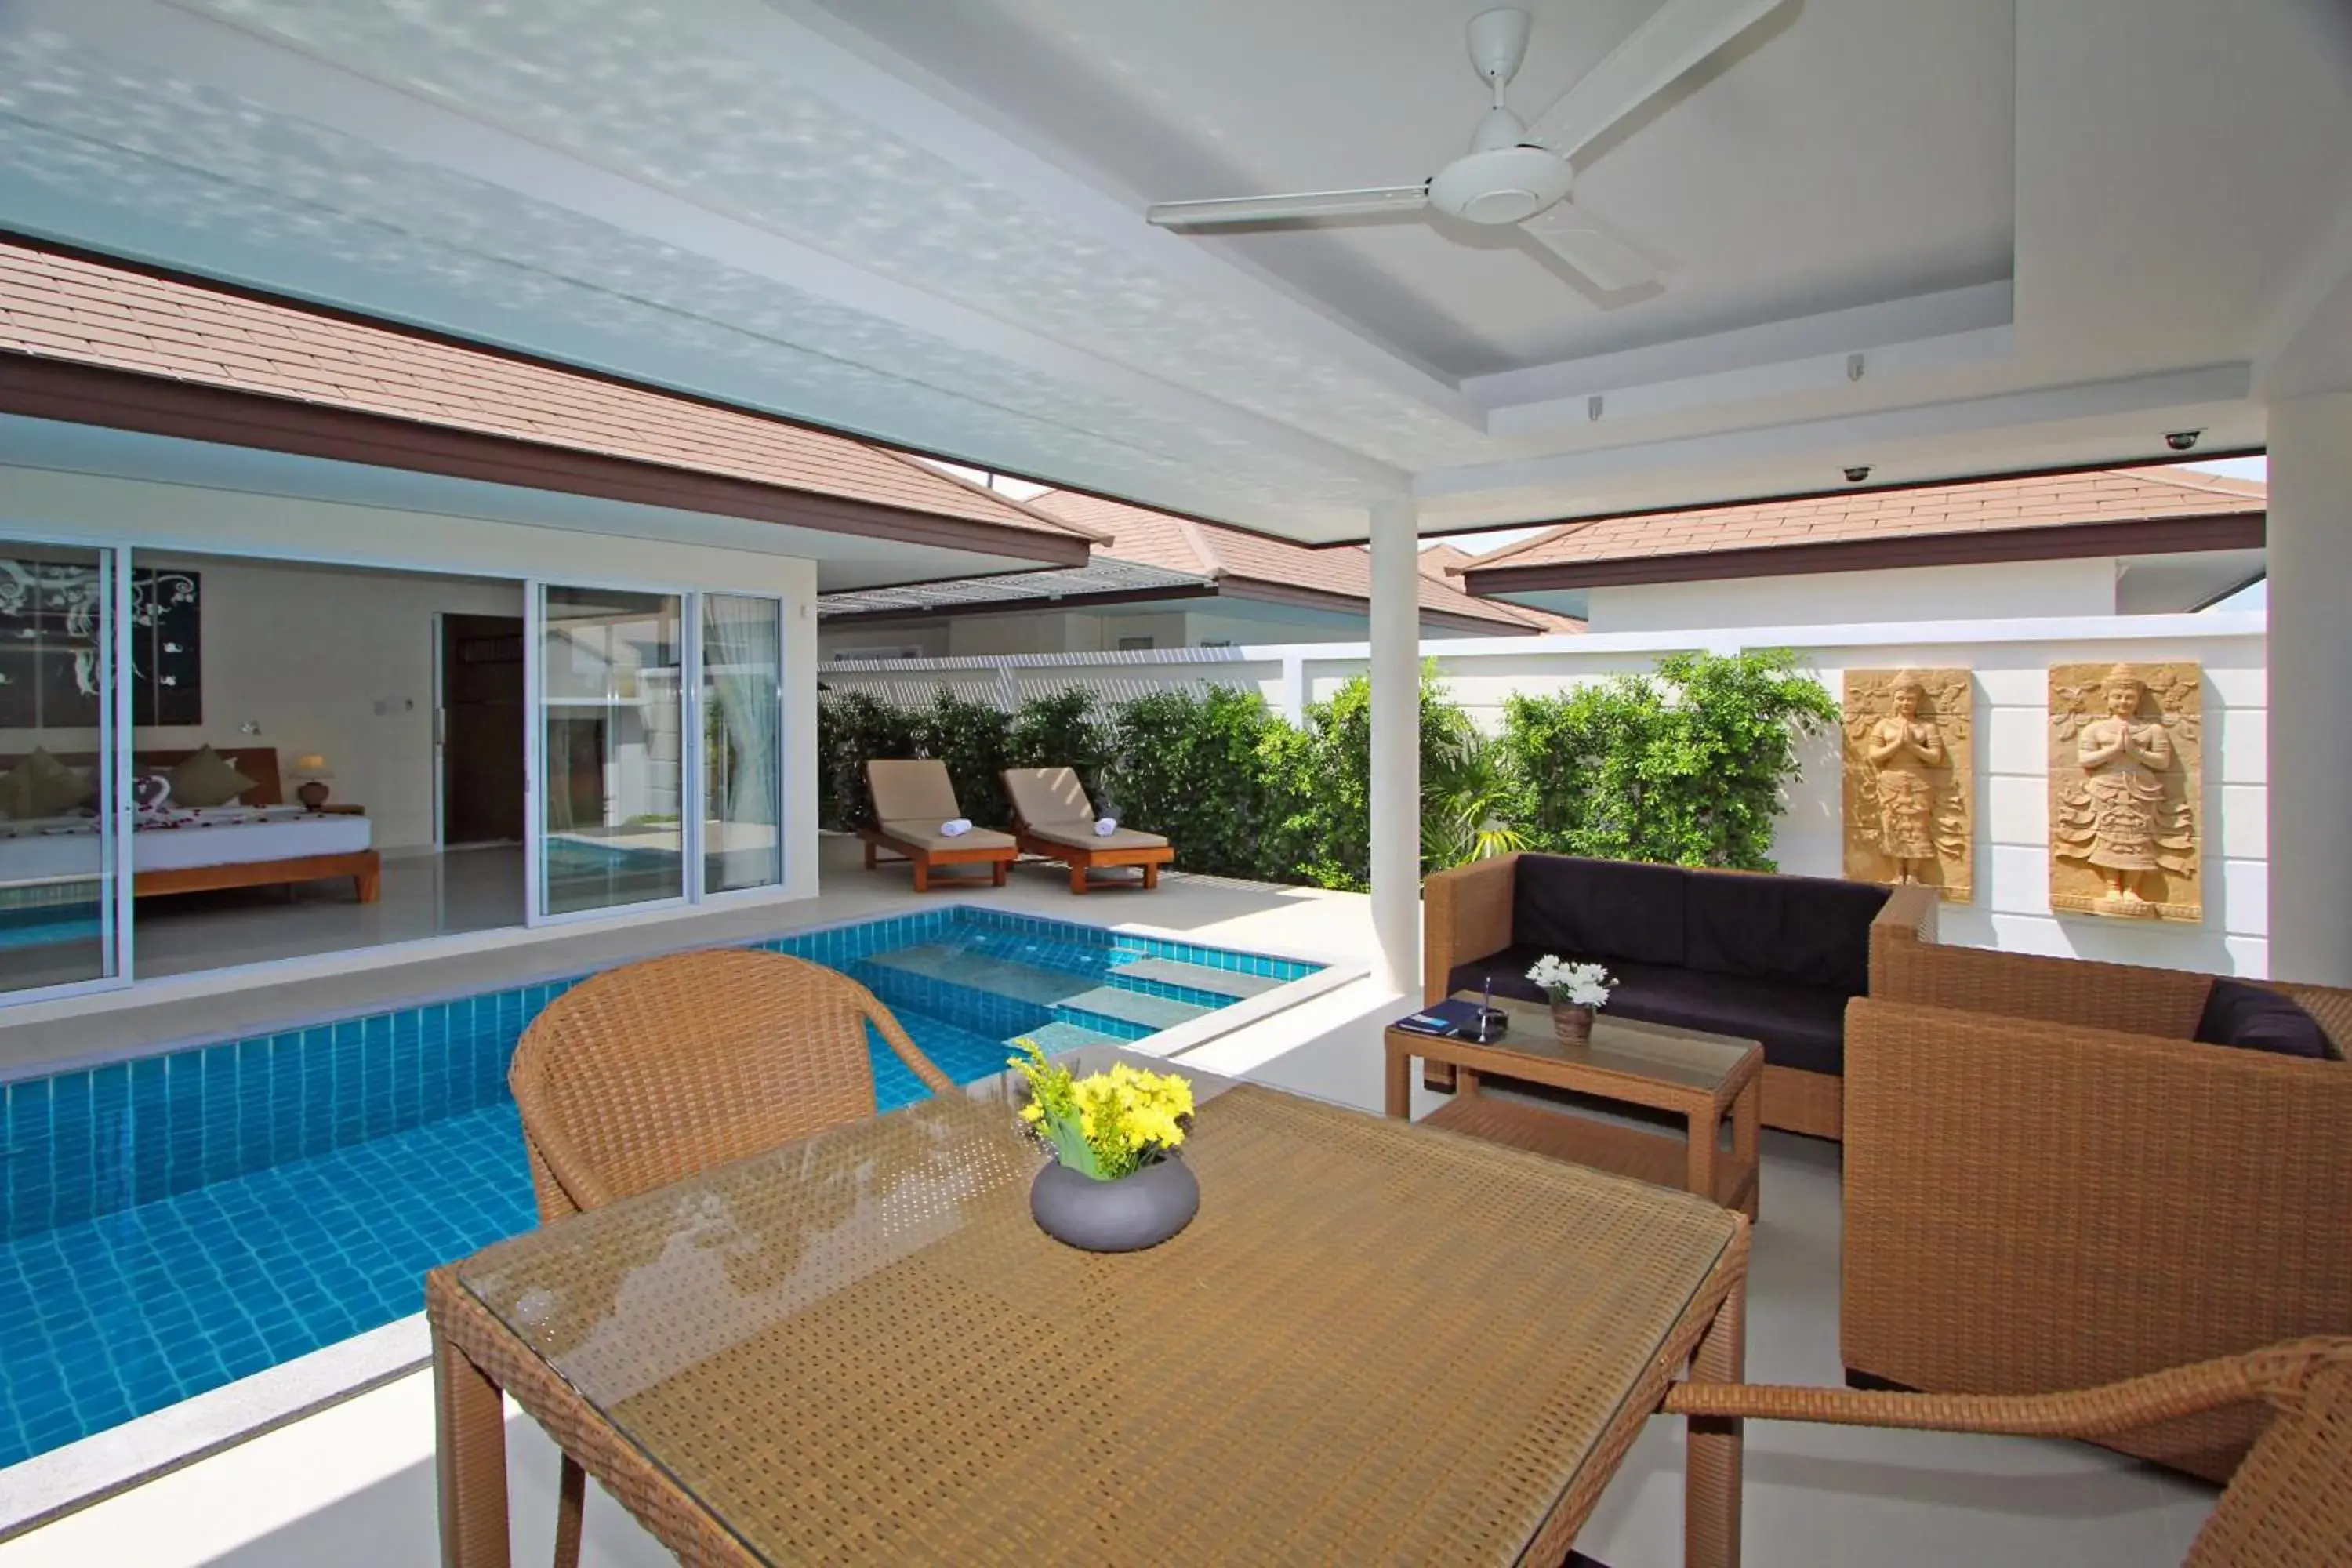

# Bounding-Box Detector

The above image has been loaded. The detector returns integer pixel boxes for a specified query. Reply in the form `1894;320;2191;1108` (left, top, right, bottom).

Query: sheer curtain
702;594;782;891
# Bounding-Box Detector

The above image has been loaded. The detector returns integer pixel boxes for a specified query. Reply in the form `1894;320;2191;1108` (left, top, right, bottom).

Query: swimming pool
0;907;1319;1470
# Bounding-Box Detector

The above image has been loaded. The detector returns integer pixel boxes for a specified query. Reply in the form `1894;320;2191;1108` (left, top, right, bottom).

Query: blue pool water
0;907;1317;1469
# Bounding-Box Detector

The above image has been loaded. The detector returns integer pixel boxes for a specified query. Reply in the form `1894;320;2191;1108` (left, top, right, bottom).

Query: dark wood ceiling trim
1463;512;2265;594
0;353;1094;568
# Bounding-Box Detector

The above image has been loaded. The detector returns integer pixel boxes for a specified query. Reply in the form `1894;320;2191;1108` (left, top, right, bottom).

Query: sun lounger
857;759;1018;892
1001;766;1174;894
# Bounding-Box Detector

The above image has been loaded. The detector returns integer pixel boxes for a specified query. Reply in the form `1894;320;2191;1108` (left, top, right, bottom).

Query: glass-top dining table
429;1049;1750;1566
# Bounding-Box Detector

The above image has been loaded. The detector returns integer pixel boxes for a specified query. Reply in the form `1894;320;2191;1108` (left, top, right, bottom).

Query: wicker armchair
1662;1337;2352;1565
1846;941;2352;1482
507;947;956;1568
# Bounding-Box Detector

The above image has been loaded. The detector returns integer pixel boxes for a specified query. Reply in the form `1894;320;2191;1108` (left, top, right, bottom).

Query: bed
0;747;380;904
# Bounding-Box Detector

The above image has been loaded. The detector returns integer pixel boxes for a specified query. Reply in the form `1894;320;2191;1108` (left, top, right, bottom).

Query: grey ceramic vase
1030;1156;1199;1252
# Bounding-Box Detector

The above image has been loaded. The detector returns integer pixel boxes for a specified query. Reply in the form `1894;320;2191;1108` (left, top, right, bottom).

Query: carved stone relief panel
2049;662;2202;922
1843;668;1973;902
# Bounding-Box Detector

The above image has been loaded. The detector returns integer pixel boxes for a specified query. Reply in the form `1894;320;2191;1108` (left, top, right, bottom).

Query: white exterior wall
822;622;950;662
818;604;1508;661
1586;558;2118;632
2;464;822;906
828;613;2269;976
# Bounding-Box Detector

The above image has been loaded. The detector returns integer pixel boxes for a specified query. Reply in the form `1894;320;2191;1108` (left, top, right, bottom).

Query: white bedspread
0;810;372;885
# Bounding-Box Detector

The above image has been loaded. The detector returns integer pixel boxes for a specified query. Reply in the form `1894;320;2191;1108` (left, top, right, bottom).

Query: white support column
1368;497;1422;995
2265;393;2352;983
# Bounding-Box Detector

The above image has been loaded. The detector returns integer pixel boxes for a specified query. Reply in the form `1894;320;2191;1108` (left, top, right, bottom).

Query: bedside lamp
290;753;333;810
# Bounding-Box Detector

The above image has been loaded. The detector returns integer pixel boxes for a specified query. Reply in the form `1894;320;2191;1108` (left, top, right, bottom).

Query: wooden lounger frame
855;829;1012;893
1007;814;1174;895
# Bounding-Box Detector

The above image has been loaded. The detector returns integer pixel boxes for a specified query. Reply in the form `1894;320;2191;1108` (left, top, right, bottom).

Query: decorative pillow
167;746;259;809
2193;978;2332;1061
0;748;99;819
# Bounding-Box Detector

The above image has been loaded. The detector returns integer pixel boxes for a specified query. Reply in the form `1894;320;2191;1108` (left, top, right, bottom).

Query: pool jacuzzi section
0;907;1321;1469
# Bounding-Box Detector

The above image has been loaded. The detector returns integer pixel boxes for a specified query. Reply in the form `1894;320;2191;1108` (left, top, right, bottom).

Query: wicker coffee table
1387;993;1763;1218
430;1059;1750;1566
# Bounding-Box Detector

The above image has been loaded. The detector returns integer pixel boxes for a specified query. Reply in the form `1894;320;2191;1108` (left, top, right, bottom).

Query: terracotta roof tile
1475;466;2264;574
0;239;1090;544
1026;492;1580;634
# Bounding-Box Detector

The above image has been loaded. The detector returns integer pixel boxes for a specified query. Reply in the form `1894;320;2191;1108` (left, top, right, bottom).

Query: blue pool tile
0;904;1320;1468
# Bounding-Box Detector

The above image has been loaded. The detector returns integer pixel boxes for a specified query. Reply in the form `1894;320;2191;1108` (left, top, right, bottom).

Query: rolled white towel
939;818;973;838
1094;817;1118;837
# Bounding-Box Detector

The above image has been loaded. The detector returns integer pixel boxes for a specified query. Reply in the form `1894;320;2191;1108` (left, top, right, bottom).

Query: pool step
1107;956;1286;1003
1050;986;1211;1036
1008;1021;1134;1057
861;945;1091;1007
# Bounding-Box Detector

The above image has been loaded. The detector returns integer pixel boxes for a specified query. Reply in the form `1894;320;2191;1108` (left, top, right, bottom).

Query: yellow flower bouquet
1009;1039;1195;1180
1009;1040;1202;1251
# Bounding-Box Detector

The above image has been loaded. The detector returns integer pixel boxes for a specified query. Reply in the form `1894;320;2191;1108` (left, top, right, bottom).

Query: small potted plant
1524;956;1616;1045
1009;1040;1199;1252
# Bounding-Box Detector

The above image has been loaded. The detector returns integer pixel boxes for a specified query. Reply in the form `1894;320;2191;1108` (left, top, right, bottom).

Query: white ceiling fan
1145;0;1790;295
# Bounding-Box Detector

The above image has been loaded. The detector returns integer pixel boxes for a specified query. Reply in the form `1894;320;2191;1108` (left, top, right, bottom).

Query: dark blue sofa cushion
1609;960;1851;1077
2194;979;2332;1060
1511;855;1686;968
1682;869;1889;996
1445;949;1852;1076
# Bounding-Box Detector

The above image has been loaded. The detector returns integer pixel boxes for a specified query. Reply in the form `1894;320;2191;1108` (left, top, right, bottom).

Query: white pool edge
0;1315;428;1541
1118;961;1366;1058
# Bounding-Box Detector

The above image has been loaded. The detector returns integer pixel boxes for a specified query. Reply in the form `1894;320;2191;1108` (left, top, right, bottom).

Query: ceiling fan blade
1145;187;1428;228
1521;204;1661;292
1524;0;1791;162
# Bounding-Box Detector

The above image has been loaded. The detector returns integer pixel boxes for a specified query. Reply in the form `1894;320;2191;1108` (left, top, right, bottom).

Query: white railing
825;613;2270;977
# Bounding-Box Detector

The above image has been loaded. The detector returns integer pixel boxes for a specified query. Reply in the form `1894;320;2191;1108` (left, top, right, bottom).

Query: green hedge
1497;649;1838;871
817;651;1834;888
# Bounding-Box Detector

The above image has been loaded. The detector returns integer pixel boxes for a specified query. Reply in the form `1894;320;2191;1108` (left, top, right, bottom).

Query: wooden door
440;614;525;844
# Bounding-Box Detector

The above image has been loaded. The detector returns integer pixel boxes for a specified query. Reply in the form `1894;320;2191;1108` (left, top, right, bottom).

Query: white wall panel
824;614;2267;975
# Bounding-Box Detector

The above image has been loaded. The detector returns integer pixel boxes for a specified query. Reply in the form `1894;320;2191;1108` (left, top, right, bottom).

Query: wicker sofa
1423;852;1938;1138
1846;938;2352;1481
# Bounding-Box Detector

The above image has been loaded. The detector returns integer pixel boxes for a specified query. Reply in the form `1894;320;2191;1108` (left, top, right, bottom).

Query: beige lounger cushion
866;759;960;824
1002;766;1094;828
875;819;1017;853
1023;822;1169;853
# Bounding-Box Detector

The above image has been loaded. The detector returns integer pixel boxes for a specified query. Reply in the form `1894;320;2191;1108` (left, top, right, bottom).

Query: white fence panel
822;615;2268;975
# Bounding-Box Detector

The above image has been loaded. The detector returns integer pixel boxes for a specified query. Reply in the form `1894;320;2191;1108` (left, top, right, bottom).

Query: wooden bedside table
1386;992;1762;1218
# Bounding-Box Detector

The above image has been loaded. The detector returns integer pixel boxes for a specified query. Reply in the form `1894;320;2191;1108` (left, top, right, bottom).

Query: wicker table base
1388;996;1764;1220
1424;1094;1760;1214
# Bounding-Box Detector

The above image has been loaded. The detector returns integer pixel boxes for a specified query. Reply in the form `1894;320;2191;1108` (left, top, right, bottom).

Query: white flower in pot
1525;956;1615;1042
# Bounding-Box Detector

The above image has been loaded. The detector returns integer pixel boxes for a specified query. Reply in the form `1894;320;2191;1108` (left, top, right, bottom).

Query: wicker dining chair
1661;1336;2352;1565
507;947;957;1568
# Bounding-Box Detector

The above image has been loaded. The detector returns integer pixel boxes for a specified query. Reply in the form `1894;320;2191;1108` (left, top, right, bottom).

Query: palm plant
1421;706;1530;873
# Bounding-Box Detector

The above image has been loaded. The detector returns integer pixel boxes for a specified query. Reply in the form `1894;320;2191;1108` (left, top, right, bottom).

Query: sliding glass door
0;542;126;997
533;585;686;918
701;593;783;895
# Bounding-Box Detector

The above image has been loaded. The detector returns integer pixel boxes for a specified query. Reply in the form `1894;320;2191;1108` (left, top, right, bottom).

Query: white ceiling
0;0;2346;544
823;0;2017;377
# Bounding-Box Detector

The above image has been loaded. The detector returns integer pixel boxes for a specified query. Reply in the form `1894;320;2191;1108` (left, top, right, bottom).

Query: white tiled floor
132;845;524;978
0;844;2219;1566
